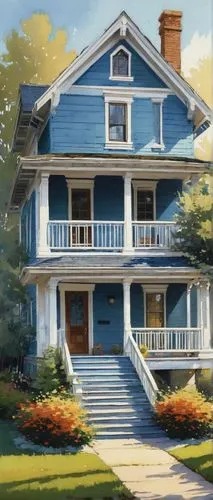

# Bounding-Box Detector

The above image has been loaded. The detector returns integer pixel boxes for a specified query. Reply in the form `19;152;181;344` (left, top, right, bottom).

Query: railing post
37;173;50;256
123;174;133;252
199;282;211;349
123;279;132;350
187;283;192;328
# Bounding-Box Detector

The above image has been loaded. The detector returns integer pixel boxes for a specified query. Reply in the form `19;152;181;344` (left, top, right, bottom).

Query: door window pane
137;190;154;221
146;293;164;328
69;293;85;326
109;104;127;142
72;189;91;220
113;50;128;76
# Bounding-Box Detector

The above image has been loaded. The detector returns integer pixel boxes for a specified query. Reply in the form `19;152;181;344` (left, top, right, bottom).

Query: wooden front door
65;291;89;354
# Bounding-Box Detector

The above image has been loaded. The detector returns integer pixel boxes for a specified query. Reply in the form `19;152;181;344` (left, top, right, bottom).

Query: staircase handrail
126;334;158;407
58;329;83;400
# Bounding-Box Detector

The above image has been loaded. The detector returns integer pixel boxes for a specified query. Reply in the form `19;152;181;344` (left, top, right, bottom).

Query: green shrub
0;370;12;383
34;346;68;394
110;344;123;355
196;369;213;399
15;395;95;447
0;381;28;419
155;388;212;439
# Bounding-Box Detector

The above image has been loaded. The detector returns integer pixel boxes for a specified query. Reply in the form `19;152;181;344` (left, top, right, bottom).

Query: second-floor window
104;93;133;149
152;99;164;149
109;104;127;142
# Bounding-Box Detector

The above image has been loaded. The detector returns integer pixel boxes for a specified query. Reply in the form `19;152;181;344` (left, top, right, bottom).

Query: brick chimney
159;10;182;73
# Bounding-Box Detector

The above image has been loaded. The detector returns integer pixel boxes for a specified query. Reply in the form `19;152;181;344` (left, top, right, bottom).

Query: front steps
71;355;162;439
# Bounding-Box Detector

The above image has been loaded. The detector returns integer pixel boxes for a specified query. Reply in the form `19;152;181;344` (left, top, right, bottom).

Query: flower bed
0;381;29;419
155;388;212;439
15;395;95;447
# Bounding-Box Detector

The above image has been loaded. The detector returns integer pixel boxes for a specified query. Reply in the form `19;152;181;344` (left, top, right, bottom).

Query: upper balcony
47;220;176;252
36;174;180;257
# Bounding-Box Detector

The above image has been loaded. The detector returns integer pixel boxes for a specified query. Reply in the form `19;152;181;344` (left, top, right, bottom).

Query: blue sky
0;0;212;54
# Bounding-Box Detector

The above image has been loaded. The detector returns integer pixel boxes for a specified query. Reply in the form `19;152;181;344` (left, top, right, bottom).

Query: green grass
0;421;132;499
169;441;213;483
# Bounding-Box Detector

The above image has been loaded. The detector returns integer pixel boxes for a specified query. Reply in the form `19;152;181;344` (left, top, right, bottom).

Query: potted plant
110;344;123;355
139;344;148;358
92;343;104;355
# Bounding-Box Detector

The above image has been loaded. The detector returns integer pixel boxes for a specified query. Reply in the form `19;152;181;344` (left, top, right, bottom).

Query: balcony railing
132;328;203;352
47;220;176;251
133;221;176;248
48;221;124;250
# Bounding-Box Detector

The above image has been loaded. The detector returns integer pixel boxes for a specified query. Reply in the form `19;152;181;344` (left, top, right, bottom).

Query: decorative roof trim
33;11;211;125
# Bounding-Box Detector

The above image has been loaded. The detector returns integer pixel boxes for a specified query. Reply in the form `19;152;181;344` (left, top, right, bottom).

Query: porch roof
21;255;202;284
31;255;191;268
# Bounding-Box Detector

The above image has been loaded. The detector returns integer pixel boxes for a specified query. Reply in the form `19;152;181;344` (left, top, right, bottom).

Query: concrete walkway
93;437;213;499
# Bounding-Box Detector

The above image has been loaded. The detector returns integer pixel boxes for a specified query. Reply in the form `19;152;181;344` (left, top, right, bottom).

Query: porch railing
48;221;124;250
126;335;158;406
133;221;176;248
132;328;203;352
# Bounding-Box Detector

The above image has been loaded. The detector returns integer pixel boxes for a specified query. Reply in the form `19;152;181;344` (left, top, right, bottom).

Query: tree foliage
183;55;212;162
174;176;213;271
0;13;76;211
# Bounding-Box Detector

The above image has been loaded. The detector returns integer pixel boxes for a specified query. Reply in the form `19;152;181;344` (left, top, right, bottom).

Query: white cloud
182;32;212;77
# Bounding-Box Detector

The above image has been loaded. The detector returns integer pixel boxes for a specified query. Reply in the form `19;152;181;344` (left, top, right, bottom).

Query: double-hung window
109;104;127;142
104;93;133;149
152;98;164;149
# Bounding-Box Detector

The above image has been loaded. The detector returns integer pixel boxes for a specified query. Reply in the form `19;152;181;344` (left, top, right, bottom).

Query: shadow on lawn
0;471;132;500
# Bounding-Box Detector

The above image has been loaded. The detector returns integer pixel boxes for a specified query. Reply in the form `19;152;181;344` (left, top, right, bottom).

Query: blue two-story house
10;10;212;436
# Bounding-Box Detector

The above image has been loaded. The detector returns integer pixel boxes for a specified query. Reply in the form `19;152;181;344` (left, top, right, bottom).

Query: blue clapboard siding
93;284;123;353
21;190;36;261
49;175;68;220
50;93;193;156
76;41;167;88
156;180;182;220
49;175;181;224
167;284;187;327
131;284;144;327
94;176;124;220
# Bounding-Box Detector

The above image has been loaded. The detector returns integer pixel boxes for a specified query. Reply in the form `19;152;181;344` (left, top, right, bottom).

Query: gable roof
33;11;211;129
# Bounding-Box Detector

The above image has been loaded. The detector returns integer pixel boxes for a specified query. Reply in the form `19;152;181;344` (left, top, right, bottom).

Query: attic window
110;45;133;81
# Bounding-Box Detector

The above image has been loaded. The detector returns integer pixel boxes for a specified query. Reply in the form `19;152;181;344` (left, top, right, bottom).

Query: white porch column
186;283;192;328
123;279;132;350
199;282;211;349
38;173;50;256
123;173;133;252
48;278;59;347
36;282;47;357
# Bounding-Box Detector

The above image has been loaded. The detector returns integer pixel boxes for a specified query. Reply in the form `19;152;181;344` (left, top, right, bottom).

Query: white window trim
66;179;94;220
104;93;133;150
142;284;168;328
110;44;133;81
58;283;95;354
151;98;165;150
132;180;158;221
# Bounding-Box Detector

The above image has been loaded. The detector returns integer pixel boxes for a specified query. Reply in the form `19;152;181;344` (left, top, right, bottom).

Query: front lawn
0;421;132;500
169;441;213;484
